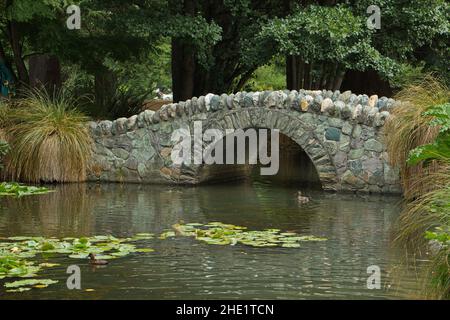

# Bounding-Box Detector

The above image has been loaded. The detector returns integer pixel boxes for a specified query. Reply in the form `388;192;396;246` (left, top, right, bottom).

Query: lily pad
5;278;58;288
167;222;327;249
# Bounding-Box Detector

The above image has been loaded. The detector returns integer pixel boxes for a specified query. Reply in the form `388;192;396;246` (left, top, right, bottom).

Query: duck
88;253;109;265
297;191;310;204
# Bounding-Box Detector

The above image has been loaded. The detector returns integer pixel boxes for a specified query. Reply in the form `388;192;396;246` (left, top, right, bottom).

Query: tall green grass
384;75;450;199
386;75;450;299
4;89;92;183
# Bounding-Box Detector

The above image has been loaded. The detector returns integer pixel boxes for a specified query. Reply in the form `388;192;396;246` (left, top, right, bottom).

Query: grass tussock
384;75;450;199
395;165;450;247
424;248;450;299
4;89;92;183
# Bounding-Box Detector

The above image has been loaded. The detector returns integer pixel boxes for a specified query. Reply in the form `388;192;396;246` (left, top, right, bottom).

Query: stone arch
87;89;402;193
191;108;339;190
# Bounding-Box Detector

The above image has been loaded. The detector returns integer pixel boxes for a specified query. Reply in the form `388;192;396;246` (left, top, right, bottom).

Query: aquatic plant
169;222;327;248
383;74;450;199
0;234;155;293
4;88;93;183
0;182;52;197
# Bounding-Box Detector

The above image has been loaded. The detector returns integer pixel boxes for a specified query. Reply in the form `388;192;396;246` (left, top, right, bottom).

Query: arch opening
196;129;322;189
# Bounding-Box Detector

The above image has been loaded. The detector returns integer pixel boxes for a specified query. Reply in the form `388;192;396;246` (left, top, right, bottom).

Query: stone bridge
87;90;401;194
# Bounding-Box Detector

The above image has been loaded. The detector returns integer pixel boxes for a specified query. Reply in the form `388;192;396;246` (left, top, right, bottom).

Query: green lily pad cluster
0;182;52;197
0;233;154;292
170;222;327;248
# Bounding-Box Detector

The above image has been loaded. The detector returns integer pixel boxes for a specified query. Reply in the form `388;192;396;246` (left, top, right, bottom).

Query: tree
261;0;449;91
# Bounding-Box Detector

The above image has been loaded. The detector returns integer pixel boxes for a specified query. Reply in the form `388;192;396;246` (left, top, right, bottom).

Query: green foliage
2;0;63;22
261;4;396;78
425;227;450;245
244;57;286;92
0;182;51;197
0;233;155;292
392;78;450;299
389;63;426;90
170;222;327;248
407;103;450;166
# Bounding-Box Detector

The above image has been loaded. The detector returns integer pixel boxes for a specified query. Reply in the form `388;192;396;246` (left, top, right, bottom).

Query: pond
0;180;426;300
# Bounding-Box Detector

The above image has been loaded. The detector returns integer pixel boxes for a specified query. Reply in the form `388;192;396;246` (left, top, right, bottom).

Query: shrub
383;74;450;199
5;89;92;183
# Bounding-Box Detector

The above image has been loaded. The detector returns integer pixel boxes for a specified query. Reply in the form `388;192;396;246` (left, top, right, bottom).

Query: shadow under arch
192;108;339;190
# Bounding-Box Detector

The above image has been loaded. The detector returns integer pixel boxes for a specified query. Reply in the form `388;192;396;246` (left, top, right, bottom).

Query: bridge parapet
87;90;402;194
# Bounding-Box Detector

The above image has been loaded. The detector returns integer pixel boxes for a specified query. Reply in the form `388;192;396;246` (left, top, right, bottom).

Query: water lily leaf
93;255;115;260
8;236;33;241
135;248;154;253
135;233;153;237
5;278;58;288
111;251;129;257
39;263;60;268
159;231;176;239
282;243;301;248
69;253;89;259
6;287;32;293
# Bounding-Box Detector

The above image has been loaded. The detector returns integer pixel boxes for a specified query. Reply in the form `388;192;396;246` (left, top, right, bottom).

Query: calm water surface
0;181;424;299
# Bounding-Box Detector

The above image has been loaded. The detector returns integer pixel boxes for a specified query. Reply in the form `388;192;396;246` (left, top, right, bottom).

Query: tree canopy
0;0;448;112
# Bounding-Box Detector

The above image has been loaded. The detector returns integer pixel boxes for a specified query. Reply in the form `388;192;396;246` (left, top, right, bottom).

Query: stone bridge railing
86;90;402;194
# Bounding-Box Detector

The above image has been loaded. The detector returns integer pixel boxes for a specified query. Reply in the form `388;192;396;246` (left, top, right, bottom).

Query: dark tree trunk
94;66;117;117
0;42;16;82
341;69;393;97
7;21;29;86
29;54;61;94
171;38;196;102
332;68;346;91
171;0;196;102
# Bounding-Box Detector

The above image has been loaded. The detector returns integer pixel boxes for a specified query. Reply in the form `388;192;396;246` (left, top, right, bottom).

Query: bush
5;89;93;183
388;75;450;299
383;74;450;199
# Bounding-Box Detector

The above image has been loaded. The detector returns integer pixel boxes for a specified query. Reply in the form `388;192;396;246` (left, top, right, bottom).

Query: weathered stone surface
88;90;400;194
365;139;383;152
325;127;341;141
342;122;353;135
368;95;378;108
349;148;364;160
321;98;334;113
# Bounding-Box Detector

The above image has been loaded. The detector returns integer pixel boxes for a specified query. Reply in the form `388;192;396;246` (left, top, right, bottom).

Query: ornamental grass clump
383;75;450;199
5;89;92;183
